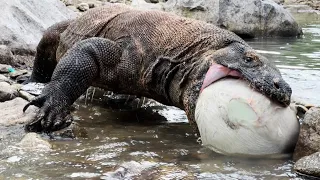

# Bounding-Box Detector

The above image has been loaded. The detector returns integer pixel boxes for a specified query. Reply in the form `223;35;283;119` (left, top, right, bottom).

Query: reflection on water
1;13;319;180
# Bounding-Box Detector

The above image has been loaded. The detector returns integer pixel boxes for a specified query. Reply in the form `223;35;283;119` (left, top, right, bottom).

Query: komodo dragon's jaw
192;42;292;108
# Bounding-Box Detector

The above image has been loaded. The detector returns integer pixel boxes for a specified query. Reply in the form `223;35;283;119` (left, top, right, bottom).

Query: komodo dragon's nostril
273;78;280;89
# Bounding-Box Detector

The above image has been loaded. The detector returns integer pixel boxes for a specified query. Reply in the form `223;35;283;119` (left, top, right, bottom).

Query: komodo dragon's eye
244;56;253;63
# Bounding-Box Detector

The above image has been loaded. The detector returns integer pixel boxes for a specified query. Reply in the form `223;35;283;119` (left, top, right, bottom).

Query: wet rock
0;82;18;102
0;45;15;66
0;125;26;151
101;161;157;179
77;3;90;11
17;133;52;152
50;122;89;139
0;64;13;73
163;0;302;38
294;107;320;160
294;152;320;178
21;82;45;96
0;97;38;126
9;69;28;79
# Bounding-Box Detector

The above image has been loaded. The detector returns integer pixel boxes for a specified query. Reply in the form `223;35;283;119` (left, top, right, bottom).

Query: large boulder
163;0;302;38
0;0;76;66
293;107;320;160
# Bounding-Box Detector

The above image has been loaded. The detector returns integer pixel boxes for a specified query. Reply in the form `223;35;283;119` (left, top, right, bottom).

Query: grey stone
273;0;284;4
146;0;160;3
9;69;28;78
0;0;76;55
16;133;52;152
294;152;320;177
11;84;23;91
67;5;80;12
0;74;10;83
18;90;35;102
0;97;38;126
77;3;90;11
284;4;319;14
88;1;96;8
15;72;31;84
0;82;18;102
163;0;302;38
0;64;13;73
61;0;73;6
0;45;15;66
131;0;164;10
294;107;320;160
110;0;126;3
284;0;320;11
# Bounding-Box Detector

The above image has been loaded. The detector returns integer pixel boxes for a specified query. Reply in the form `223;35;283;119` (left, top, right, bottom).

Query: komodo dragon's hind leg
23;37;122;132
28;20;72;83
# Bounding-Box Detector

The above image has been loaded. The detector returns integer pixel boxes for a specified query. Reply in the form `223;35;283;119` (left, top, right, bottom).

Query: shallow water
1;13;320;180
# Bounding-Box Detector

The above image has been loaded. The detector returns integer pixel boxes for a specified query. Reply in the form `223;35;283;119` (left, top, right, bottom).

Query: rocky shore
0;0;319;178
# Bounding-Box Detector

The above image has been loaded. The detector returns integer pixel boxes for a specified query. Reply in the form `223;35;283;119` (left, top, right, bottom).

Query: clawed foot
23;94;73;133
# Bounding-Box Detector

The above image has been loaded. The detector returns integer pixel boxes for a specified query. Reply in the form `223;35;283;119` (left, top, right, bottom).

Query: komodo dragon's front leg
24;37;122;132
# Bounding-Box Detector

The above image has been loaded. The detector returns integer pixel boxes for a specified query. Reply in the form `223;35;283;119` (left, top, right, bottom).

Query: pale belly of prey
195;78;300;156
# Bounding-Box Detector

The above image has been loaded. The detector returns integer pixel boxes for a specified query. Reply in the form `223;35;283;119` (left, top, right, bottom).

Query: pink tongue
200;64;242;92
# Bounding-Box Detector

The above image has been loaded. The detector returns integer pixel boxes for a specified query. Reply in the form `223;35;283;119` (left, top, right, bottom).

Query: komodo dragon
24;3;292;132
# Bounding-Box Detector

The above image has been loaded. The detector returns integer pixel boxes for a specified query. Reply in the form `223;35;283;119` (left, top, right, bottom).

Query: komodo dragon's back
56;3;132;60
57;3;245;61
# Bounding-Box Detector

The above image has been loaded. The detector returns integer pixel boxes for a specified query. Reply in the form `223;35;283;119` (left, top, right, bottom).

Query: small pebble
77;3;90;12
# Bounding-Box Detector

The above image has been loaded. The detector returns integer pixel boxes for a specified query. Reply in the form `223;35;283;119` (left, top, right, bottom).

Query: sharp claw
24;92;73;132
65;115;73;126
25;116;44;132
43;110;57;129
53;118;64;128
52;112;73;131
23;95;46;112
23;102;34;112
59;118;73;130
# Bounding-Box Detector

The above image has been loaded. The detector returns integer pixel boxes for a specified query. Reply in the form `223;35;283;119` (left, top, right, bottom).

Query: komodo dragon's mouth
200;64;243;92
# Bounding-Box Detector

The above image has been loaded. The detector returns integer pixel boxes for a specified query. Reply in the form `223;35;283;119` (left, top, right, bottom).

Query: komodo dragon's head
198;41;291;107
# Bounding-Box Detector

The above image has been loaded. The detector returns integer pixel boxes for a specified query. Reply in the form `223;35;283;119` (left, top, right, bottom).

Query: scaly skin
25;3;292;132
